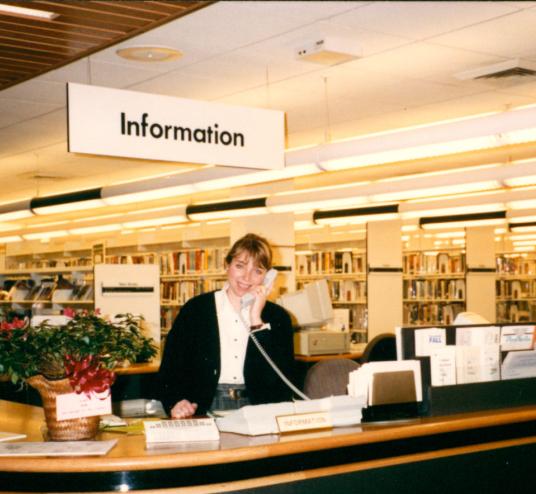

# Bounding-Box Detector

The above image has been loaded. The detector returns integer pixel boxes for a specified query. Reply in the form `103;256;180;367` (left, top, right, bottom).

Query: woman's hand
249;284;268;326
171;399;198;419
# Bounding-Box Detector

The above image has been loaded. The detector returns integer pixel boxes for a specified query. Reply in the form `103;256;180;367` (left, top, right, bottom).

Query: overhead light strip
0;4;58;20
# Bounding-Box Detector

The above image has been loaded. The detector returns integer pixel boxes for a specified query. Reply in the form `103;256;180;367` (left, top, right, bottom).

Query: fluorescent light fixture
31;189;105;215
313;204;399;226
509;222;536;233
504;175;536;187
371;181;500;203
101;167;270;206
0;4;58;19
186;198;267;221
507;199;536;210
401;203;504;220
509;234;536;240
123;215;188;229
514;245;535;252
196;164;320;192
0;235;22;244
23;230;69;240
512;240;536;246
419;211;507;230
0;199;34;222
284;105;536;172
69;224;122;235
434;231;466;239
72;213;123;223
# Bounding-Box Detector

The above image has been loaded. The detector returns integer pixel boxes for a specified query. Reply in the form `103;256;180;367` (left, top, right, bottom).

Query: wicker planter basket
27;375;100;441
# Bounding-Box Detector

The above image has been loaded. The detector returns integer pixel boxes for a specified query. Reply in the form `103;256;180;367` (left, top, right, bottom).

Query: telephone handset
241;268;277;308
237;267;310;401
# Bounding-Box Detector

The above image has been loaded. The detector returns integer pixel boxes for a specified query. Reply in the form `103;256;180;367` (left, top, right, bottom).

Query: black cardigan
157;291;296;415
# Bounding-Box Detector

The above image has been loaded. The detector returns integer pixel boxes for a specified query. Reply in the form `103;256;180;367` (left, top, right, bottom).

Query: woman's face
226;251;266;300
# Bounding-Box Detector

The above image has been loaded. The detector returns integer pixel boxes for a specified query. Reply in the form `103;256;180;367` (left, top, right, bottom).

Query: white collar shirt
215;285;251;384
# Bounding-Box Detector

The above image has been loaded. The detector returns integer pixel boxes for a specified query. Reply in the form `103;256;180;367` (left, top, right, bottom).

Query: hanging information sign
67;83;284;170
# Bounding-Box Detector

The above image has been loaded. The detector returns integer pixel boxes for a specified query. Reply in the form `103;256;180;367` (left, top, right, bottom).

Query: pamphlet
414;327;446;356
0;440;117;457
500;326;535;351
456;326;500;346
501;349;536;380
455;344;500;384
430;346;457;386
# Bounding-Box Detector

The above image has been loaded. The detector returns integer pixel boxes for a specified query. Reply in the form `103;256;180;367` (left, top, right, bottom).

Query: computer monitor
277;279;334;328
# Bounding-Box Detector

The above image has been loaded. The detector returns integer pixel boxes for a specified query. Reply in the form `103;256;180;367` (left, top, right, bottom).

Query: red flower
64;355;116;397
0;317;26;332
63;308;76;319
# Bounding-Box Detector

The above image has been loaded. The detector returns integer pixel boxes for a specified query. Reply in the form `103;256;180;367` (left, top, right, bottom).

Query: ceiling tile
330;1;521;41
433;9;536;58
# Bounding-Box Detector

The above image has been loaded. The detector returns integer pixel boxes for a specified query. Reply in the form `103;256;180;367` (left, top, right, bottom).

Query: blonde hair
225;233;272;270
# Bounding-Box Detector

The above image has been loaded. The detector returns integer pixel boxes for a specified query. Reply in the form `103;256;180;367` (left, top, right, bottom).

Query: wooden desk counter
1;400;536;493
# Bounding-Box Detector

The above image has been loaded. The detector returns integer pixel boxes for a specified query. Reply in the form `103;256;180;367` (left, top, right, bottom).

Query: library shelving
0;265;95;319
496;253;536;323
295;248;367;341
402;250;466;326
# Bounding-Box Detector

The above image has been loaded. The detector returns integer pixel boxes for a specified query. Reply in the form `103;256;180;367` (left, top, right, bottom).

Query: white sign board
94;264;160;344
67;83;284;170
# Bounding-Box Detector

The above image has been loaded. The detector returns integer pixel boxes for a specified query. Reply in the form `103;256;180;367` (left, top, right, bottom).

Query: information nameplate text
67;83;284;170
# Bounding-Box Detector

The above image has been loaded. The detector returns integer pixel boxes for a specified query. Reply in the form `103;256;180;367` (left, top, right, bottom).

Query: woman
157;233;296;418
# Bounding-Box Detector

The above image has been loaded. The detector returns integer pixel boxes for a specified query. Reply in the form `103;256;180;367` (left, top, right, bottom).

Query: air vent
476;66;536;80
455;59;536;86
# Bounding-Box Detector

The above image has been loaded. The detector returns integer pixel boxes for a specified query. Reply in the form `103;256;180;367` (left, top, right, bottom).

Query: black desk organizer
398;323;536;417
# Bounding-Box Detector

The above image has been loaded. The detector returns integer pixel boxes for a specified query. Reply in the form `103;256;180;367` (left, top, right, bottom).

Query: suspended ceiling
2;1;536;239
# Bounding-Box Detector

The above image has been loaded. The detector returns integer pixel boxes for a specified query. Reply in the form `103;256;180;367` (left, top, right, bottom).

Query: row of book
105;253;158;265
404;278;466;301
160;248;227;275
160;279;226;305
403;302;465;326
496;279;536;299
295;251;365;275
496;301;536;323
5;279;93;303
297;279;367;304
496;255;536;275
5;256;93;270
403;251;466;275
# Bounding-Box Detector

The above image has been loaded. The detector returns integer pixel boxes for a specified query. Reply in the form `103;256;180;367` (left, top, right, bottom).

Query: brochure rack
397;322;536;416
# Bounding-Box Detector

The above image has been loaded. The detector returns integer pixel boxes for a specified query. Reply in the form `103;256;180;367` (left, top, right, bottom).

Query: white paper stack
216;396;363;436
348;360;422;406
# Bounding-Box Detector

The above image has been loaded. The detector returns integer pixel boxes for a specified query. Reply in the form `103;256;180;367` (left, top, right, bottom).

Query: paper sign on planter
56;392;111;421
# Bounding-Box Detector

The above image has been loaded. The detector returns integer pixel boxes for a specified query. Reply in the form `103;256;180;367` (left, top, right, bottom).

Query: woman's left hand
249;284;268;326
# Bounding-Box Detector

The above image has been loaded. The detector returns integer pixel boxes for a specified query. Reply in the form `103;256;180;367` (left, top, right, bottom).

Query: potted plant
0;308;158;440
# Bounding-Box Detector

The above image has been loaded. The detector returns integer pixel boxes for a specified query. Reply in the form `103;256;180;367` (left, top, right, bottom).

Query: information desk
1;400;536;493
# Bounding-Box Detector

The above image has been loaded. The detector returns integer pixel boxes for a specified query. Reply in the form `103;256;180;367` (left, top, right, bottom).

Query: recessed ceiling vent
455;59;536;86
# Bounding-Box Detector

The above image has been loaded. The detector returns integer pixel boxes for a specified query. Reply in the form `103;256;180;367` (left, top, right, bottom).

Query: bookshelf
403;250;466;326
295;247;367;342
496;253;536;323
0;265;94;319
